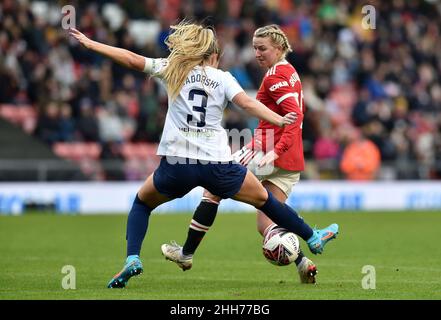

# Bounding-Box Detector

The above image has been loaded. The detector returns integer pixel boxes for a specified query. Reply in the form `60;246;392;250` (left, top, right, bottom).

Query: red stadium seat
84;143;102;159
0;104;37;133
121;143;158;160
121;143;137;159
120;143;160;178
53;142;104;179
137;143;157;159
53;142;102;161
53;143;72;159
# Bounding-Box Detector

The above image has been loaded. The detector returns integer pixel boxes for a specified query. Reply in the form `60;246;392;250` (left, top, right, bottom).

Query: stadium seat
53;143;72;159
121;143;158;160
137;143;157;160
121;143;137;159
53;142;102;161
53;142;104;179
120;143;160;178
0;104;37;134
84;143;102;159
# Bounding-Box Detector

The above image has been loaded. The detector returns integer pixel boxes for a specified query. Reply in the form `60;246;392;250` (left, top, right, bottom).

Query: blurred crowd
1;0;441;180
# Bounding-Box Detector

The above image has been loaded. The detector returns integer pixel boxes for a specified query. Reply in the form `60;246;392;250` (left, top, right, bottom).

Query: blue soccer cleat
107;256;143;288
306;223;339;255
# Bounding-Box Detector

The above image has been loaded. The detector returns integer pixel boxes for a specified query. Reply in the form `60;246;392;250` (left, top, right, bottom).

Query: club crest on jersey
269;81;289;92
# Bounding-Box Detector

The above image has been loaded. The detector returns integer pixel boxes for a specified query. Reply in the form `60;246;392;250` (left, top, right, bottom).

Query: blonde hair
160;21;220;100
254;24;292;58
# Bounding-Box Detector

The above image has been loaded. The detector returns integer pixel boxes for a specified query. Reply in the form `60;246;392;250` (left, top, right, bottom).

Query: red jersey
254;60;305;171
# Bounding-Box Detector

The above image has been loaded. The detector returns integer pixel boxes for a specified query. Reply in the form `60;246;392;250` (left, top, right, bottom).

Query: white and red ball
262;227;300;266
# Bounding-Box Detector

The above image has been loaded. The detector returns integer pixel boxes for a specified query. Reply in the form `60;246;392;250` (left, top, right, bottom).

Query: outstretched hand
281;112;297;127
69;28;92;49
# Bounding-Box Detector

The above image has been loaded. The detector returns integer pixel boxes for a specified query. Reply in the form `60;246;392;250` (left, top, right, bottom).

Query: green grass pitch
1;211;440;300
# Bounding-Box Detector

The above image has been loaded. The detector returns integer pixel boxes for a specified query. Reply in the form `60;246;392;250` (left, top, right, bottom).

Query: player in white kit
69;21;336;289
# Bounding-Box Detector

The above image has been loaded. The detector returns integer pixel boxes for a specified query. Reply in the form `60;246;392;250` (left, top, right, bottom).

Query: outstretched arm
232;92;297;128
69;28;148;73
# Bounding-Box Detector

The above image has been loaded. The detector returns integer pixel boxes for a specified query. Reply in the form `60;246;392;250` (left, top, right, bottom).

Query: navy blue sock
294;250;305;266
126;194;152;257
258;192;313;241
183;200;218;255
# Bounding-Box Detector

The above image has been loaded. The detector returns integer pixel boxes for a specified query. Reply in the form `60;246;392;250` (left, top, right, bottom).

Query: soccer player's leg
167;160;247;269
161;190;221;271
108;174;171;288
258;180;317;284
257;180;287;236
108;158;179;288
233;170;313;239
233;170;338;255
183;190;221;256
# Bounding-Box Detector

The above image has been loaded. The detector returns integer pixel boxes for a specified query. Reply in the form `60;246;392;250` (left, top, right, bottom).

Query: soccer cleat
307;223;339;255
297;257;318;284
107;256;143;288
161;241;193;271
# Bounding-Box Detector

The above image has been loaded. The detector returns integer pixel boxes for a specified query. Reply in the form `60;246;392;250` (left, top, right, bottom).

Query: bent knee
202;189;221;204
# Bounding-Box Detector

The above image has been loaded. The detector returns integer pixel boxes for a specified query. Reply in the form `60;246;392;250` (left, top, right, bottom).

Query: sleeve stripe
276;93;297;105
143;57;153;73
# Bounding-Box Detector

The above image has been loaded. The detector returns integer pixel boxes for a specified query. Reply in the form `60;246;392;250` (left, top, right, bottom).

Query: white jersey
148;58;244;162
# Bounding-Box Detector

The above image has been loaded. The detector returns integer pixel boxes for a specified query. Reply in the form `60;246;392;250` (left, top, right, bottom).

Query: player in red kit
253;57;305;173
251;29;305;238
161;25;338;284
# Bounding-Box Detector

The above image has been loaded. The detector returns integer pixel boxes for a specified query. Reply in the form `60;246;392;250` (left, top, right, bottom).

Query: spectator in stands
133;79;160;142
100;141;126;181
97;102;125;143
0;62;20;103
34;102;60;145
313;127;341;179
58;103;76;142
76;101;100;142
340;128;381;181
1;0;441;181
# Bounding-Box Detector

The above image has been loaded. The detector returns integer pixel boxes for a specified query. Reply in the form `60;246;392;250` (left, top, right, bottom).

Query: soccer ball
262;227;300;266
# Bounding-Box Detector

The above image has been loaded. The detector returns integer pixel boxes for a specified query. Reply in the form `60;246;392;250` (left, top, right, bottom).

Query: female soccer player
162;25;338;284
69;21;337;289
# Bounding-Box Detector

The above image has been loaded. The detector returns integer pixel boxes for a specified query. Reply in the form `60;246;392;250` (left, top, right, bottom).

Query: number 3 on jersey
187;89;207;127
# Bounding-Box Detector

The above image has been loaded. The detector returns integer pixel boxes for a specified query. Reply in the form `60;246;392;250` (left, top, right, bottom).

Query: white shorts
259;167;300;198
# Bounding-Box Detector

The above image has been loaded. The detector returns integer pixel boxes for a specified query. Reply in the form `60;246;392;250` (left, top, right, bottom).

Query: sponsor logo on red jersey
269;81;289;92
